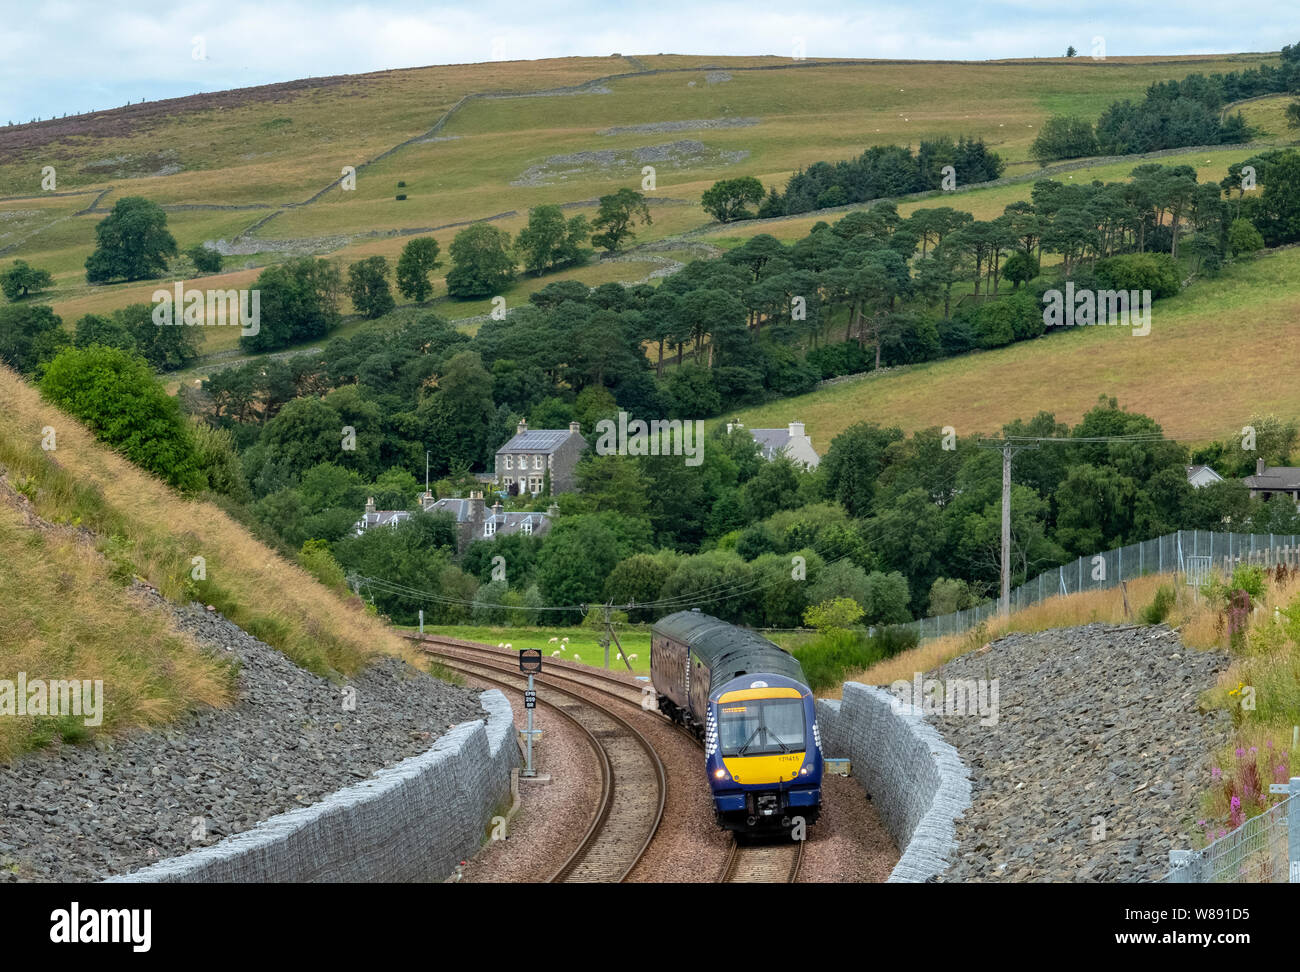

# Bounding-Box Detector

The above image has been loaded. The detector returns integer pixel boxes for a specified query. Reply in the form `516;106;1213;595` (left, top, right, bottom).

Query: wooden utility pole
600;601;634;672
978;438;1039;617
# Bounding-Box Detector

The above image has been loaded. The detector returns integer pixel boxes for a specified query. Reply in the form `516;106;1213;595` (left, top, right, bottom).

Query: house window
504;455;512;470
503;476;513;486
529;476;542;494
533;454;543;470
518;455;527;469
521;519;532;535
484;519;496;537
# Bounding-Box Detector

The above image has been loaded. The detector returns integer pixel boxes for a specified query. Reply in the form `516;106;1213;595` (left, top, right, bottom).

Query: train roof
653;611;806;686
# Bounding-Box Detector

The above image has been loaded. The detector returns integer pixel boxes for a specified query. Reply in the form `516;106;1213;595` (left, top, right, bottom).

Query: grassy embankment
0;364;426;760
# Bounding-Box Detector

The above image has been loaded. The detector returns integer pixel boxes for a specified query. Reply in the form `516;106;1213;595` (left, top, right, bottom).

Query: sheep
552;650;561;657
572;654;580;662
629;653;638;660
548;637;558;643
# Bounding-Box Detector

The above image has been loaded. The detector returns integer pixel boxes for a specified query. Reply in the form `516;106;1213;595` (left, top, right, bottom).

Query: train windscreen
717;699;806;757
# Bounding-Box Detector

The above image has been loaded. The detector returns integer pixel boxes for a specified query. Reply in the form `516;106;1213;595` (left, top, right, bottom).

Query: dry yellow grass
0;501;233;762
0;365;423;688
726;244;1300;450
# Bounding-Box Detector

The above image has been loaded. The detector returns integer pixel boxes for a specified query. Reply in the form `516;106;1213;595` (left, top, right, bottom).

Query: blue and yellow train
650;610;822;833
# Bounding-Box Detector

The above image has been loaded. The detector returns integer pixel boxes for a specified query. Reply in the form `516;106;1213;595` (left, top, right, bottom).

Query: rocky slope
926;623;1230;882
0;587;484;882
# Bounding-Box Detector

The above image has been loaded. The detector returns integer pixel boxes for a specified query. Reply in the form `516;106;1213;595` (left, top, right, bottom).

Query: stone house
494;420;588;496
1243;459;1300;505
421;490;554;553
726;419;821;470
353;500;412;535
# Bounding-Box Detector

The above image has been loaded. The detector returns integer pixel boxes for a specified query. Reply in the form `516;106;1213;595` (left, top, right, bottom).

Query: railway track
720;836;804;883
412;634;803;883
420;643;665;883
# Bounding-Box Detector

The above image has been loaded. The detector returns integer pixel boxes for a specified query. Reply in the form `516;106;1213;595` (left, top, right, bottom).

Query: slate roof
1244;466;1300;490
749;428;794;461
489;510;549;530
425;497;476;521
354;510;412;532
497;429;574;453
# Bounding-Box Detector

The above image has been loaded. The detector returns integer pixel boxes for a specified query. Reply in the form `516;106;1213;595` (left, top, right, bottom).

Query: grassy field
723;243;1300;450
0;364;430;758
1;51;1285;342
411;624;653;672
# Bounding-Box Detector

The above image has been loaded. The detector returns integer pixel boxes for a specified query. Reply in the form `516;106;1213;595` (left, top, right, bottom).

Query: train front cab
705;674;822;832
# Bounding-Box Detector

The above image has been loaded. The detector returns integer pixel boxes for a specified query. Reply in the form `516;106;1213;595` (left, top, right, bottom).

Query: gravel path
928;623;1231;882
0;587;484;882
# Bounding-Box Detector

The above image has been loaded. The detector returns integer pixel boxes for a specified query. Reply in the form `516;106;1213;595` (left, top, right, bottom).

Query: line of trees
1030;39;1300;162
749;136;1005;218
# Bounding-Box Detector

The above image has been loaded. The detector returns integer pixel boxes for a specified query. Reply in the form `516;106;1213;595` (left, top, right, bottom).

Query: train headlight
714;768;727;780
800;767;808;775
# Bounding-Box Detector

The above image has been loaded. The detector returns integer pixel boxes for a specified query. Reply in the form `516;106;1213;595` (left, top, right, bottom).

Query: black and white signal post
518;649;542;777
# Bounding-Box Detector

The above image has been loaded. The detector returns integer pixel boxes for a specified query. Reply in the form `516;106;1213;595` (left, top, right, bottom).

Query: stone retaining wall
817;682;970;882
105;690;519;883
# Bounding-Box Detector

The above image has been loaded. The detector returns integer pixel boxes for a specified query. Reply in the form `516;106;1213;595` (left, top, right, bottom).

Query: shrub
874;625;919;659
803;597;864;633
395;194;407;201
298;539;347;592
1095;252;1181;299
187;245;222;274
794;628;881;692
1140;583;1176;625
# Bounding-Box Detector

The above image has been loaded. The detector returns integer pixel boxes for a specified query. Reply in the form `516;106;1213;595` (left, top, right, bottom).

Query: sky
1;1;1293;122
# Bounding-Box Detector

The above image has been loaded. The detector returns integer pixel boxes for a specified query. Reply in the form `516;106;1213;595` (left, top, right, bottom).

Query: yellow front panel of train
721;752;805;785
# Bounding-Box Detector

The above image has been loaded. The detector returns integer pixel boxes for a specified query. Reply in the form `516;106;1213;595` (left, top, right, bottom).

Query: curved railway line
417;640;665;882
408;634;803;883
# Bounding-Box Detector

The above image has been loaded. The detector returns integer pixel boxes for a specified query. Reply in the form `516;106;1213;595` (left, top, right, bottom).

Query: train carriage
651;610;823;833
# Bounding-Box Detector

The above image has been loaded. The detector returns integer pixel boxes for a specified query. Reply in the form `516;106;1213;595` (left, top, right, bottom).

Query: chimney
517;418;527;435
547;503;559;517
569;421;582;434
492;501;503;518
421;489;433;505
470;490;482;500
365;496;376;514
726;422;734;434
1258;457;1266;476
789;421;805;439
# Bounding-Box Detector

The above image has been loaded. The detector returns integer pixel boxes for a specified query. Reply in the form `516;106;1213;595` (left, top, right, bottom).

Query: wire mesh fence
1162;783;1300;883
897;530;1300;644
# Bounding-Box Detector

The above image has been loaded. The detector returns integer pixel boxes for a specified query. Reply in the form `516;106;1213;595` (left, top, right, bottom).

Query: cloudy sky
2;1;1291;122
